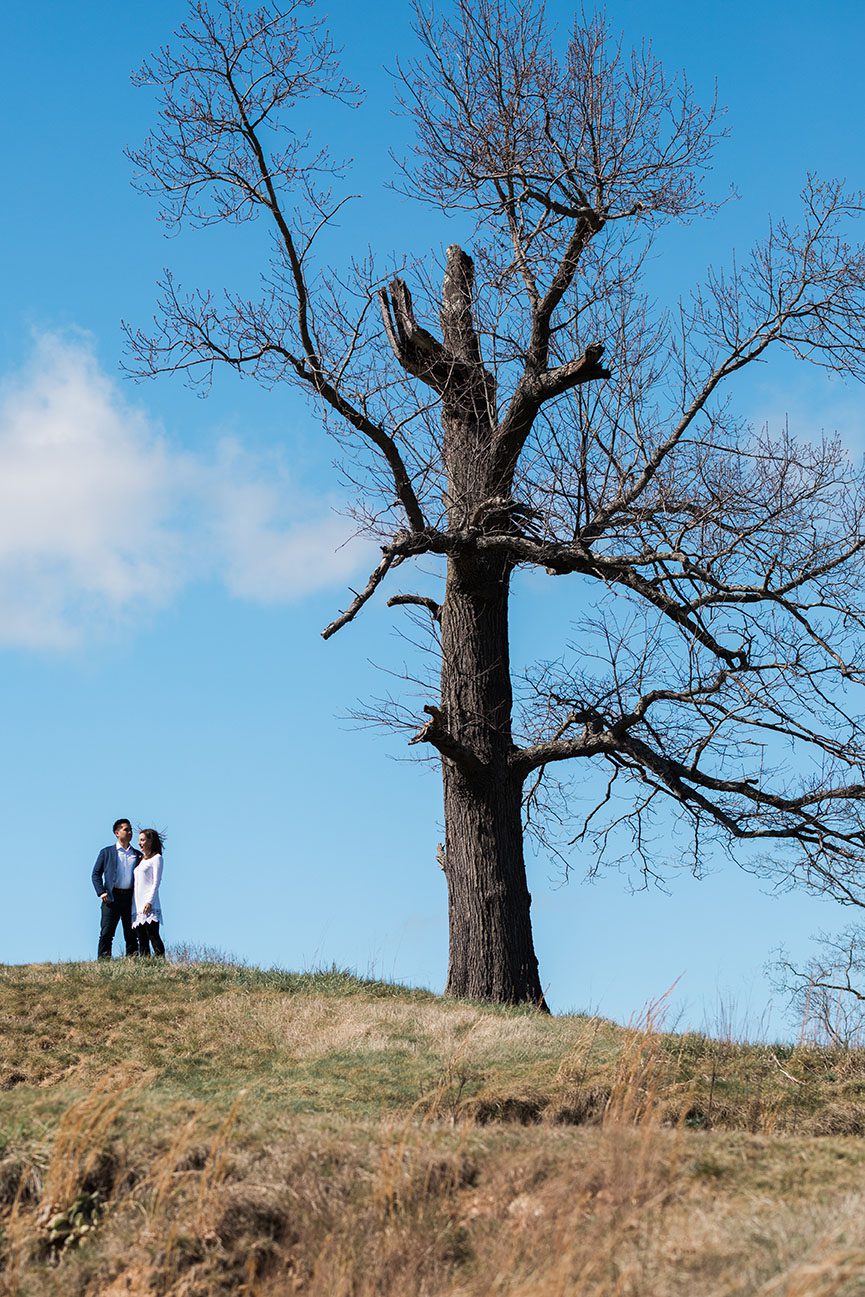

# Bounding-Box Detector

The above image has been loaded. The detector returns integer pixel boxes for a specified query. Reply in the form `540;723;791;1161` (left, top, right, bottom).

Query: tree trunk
439;551;547;1008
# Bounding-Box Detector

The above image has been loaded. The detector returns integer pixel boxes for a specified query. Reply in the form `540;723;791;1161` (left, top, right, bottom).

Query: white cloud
203;440;369;603
0;333;373;648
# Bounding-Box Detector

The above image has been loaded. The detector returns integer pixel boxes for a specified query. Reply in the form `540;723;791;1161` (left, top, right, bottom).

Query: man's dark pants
98;887;136;958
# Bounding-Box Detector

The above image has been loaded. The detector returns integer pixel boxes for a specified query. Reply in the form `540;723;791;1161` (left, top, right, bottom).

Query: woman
133;828;165;957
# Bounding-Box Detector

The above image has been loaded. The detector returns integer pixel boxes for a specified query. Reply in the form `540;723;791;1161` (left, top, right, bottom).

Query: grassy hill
2;960;865;1295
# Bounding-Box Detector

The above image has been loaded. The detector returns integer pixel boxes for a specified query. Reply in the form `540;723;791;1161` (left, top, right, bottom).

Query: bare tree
774;928;865;1048
127;0;865;1008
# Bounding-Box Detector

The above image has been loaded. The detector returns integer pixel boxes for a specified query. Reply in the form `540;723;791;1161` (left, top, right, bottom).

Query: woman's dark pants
136;922;165;957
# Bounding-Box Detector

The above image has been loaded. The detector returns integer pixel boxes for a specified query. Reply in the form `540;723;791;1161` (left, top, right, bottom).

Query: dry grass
5;961;865;1134
3;961;865;1295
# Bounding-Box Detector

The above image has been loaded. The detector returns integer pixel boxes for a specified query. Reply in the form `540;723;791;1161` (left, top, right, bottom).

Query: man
92;818;141;959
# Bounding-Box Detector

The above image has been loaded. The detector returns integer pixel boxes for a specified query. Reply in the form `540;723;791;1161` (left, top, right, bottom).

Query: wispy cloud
0;332;372;648
203;440;369;603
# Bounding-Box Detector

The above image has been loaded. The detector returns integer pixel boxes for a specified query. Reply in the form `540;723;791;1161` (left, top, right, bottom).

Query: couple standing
92;818;165;958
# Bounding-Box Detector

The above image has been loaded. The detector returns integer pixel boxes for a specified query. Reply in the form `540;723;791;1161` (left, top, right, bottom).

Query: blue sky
2;0;864;1034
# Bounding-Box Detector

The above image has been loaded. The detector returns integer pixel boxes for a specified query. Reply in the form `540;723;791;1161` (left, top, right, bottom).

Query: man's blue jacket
92;844;142;902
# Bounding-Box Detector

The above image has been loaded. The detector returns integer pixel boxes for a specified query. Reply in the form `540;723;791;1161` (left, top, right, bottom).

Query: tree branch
321;550;401;640
387;594;442;623
409;704;486;778
379;278;463;395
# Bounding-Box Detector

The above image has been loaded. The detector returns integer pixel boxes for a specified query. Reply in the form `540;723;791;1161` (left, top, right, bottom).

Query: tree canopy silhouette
129;0;865;1007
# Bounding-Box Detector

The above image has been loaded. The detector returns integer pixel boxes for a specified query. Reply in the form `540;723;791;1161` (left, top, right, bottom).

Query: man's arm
91;848;108;899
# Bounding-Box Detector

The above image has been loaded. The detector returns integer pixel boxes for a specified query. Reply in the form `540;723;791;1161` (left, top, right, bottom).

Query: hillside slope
2;961;865;1296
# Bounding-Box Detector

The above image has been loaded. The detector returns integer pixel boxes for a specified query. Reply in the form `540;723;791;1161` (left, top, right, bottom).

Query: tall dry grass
6;994;865;1296
4;965;865;1295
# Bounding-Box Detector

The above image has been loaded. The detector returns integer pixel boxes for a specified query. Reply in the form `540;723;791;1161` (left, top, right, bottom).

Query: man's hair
113;818;132;835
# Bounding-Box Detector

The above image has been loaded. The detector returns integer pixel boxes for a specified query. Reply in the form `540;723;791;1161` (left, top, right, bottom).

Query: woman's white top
132;853;163;927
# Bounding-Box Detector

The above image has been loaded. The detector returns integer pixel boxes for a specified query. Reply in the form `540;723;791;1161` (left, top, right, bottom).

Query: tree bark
439;550;547;1008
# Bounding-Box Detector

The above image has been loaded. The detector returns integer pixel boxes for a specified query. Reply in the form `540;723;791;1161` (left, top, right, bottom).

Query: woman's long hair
139;828;164;858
